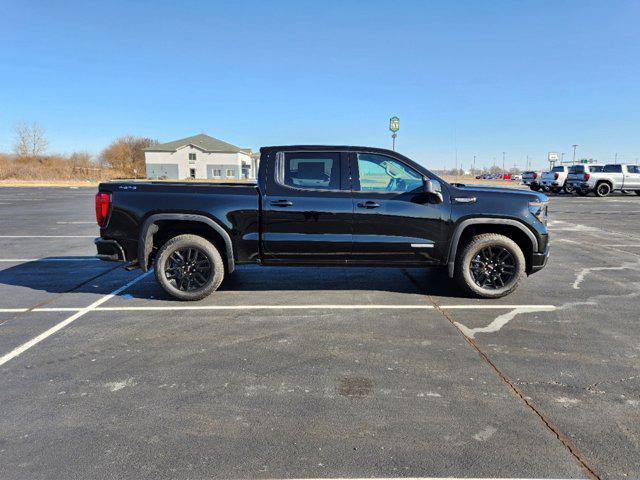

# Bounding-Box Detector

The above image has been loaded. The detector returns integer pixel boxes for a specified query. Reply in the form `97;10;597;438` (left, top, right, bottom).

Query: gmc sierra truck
95;146;550;300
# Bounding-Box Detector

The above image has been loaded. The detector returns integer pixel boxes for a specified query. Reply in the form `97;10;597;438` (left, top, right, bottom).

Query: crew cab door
261;150;353;263
349;152;449;264
624;165;640;189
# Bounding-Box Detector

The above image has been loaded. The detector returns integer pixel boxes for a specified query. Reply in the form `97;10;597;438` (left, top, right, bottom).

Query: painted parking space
0;306;586;479
0;187;639;478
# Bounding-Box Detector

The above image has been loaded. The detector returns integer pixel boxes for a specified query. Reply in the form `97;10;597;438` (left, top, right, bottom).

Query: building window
226;168;235;178
189;168;196;179
189;153;197;161
213;169;222;178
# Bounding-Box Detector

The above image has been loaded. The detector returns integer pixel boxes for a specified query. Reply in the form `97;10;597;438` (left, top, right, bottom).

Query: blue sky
1;0;638;170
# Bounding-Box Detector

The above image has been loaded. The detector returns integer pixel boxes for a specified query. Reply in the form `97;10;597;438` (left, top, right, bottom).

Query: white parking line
0;309;29;313
30;304;556;312
0;271;150;368
0;235;95;238
0;258;100;262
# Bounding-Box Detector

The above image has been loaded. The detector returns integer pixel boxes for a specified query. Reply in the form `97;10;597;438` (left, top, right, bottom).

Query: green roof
145;134;249;153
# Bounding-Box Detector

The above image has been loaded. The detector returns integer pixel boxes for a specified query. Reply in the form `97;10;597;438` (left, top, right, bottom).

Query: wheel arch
138;213;235;274
447;218;539;278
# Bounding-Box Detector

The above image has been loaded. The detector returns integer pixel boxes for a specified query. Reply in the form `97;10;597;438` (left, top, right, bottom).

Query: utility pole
526;155;530;170
572;144;579;164
473;155;476;173
502;152;506;178
614;152;618;164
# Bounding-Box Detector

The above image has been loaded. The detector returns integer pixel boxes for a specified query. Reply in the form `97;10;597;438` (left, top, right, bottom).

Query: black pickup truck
95;146;549;300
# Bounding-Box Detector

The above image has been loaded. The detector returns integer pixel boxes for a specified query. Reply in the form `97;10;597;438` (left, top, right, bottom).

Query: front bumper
530;246;549;274
95;238;126;262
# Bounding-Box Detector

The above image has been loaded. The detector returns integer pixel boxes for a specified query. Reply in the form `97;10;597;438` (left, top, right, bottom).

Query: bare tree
14;122;49;158
100;136;157;176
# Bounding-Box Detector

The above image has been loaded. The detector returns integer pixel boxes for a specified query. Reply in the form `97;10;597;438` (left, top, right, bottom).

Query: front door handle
357;201;381;209
270;199;293;207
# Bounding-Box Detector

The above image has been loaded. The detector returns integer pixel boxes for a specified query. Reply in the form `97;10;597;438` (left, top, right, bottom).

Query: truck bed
98;181;260;267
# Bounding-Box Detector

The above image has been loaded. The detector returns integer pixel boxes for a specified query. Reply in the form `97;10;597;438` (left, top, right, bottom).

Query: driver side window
355;153;422;192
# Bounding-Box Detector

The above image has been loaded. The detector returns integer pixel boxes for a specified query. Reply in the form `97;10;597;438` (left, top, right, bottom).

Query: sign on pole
389;116;400;132
548;152;559;162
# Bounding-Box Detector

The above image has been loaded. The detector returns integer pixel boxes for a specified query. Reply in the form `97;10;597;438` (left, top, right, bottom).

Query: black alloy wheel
596;182;611;197
165;247;212;291
469;246;517;290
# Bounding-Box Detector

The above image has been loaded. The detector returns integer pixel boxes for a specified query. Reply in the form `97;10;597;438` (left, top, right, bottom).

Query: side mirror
423;177;443;204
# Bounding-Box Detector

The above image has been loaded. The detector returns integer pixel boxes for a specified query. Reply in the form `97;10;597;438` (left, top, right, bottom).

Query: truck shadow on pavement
0;259;468;300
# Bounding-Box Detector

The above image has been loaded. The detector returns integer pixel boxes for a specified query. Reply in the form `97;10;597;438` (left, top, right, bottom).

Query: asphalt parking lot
0;187;639;480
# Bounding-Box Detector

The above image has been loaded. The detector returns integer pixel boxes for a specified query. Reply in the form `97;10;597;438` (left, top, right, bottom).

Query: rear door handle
270;199;293;207
357;201;381;209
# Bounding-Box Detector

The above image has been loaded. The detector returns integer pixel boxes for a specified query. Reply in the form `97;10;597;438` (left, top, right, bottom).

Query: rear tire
564;183;574;194
595;182;612;197
154;234;225;301
635;190;640;196
529;185;540;191
551;187;561;194
576;188;589;196
454;233;526;299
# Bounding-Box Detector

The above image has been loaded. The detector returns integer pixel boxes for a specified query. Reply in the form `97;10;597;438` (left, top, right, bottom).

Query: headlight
529;201;548;224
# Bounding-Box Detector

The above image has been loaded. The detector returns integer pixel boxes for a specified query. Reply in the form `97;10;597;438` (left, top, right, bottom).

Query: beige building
144;134;256;180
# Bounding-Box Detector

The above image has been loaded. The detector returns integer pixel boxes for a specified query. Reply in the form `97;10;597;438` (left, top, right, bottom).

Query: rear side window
603;164;622;173
590;165;604;172
569;165;584;174
278;152;341;190
627;165;640;174
551;166;565;172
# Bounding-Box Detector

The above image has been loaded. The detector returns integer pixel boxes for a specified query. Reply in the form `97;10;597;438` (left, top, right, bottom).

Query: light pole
572;144;578;164
502;152;506;179
389;116;400;151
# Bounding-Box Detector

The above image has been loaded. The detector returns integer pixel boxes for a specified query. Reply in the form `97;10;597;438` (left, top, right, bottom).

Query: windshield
551;166;565;172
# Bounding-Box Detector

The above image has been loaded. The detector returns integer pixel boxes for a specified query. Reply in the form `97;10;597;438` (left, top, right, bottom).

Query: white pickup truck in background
540;165;570;193
522;171;543;191
571;164;640;197
566;164;604;196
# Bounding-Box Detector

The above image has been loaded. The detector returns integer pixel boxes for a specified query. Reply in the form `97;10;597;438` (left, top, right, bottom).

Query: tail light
584;173;590;181
95;192;111;227
554;172;559;180
532;172;537;179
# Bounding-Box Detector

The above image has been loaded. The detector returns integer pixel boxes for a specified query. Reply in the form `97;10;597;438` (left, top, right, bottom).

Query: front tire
154;234;225;301
635;190;640;196
564;183;575;194
454;233;526;299
576;188;589;196
529;185;540;192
